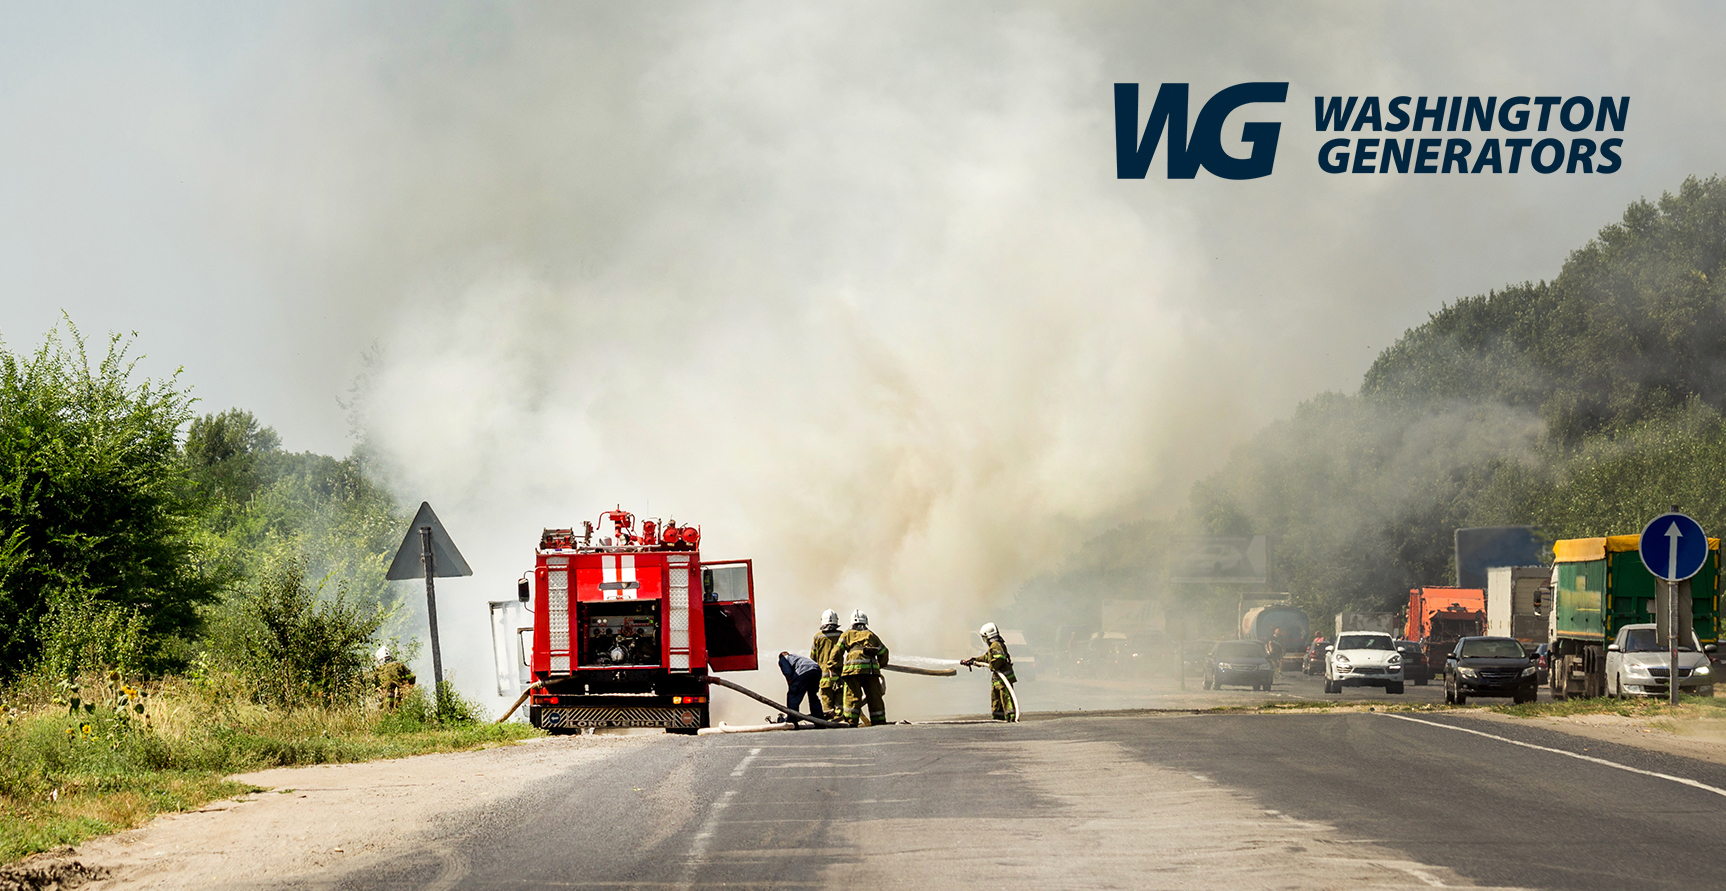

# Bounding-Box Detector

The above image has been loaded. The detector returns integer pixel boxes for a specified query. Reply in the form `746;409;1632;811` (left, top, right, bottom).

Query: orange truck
1405;586;1487;675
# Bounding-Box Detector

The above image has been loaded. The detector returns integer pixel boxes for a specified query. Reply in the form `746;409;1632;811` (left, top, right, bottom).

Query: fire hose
494;680;545;724
962;661;1020;722
704;675;847;728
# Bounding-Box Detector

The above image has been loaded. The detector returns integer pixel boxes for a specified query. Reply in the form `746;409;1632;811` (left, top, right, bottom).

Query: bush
204;558;384;709
35;590;151;681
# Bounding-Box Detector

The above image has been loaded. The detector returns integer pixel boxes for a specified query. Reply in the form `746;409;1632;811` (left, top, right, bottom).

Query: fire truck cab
527;509;757;733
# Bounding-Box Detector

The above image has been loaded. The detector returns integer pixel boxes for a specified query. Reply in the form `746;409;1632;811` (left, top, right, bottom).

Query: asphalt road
293;707;1726;891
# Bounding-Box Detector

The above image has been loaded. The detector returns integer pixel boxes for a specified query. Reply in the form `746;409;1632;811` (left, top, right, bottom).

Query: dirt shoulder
3;733;650;891
1465;711;1726;767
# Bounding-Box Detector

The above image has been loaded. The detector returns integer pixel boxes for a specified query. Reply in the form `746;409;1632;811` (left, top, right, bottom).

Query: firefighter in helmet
961;622;1017;721
839;610;889;726
811;609;844;718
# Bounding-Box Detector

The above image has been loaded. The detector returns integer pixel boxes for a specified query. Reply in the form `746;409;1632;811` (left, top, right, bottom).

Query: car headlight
1520;666;1536;677
1388;654;1402;665
1217;663;1233;670
1695;665;1711;676
1259;663;1272;671
1457;667;1478;678
1627;663;1650;677
1334;655;1351;666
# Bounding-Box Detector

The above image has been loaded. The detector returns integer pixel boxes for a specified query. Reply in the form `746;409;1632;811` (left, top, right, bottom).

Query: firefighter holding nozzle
811;609;844;717
962;622;1017;721
839;610;889;726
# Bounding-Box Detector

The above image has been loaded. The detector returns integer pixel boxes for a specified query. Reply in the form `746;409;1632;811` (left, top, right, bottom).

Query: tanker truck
523;508;759;733
1242;603;1310;671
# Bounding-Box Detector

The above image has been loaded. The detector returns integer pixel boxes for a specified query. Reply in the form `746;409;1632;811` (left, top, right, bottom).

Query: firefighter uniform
811;626;844;717
376;660;416;711
839;627;889;726
967;635;1017;721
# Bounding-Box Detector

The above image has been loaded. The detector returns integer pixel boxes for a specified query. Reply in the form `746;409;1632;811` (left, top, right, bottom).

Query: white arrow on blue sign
1638;512;1708;582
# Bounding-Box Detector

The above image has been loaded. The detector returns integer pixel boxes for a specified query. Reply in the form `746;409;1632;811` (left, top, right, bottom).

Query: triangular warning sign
386;502;474;580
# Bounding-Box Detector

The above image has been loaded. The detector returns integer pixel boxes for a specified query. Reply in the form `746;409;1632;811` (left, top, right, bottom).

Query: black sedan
1204;640;1275;691
1394;639;1429;685
1444;636;1539;705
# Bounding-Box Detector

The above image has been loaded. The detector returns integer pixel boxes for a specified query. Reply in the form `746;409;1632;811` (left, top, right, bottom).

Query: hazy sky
4;2;1722;699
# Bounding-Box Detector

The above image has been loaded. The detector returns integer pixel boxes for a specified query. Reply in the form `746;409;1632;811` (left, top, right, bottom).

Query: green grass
1;676;540;865
1488;694;1726;720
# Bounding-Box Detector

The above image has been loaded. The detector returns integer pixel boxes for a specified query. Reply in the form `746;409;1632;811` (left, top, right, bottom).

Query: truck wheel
1389;682;1405;695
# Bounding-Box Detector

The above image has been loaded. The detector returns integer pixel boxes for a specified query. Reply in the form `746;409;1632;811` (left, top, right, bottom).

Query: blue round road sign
1639;512;1708;582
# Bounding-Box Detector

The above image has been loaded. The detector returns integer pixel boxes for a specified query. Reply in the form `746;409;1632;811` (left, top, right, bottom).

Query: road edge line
1383;712;1726;799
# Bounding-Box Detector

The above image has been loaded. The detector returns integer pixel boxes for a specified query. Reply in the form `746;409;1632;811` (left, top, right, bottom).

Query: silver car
1606;624;1716;698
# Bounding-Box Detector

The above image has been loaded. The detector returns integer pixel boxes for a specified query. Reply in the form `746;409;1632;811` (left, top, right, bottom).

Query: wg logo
1115;82;1290;180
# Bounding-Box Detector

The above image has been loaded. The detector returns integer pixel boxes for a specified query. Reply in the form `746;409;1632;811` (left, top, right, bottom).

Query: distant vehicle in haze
1531;643;1551;684
1336;612;1397;635
1605;624;1715;699
1204;640;1274;691
1241;604;1309;671
1444;636;1539;704
1073;632;1131;678
1394;639;1429;685
1323;632;1404;695
1302;637;1329;675
1123;630;1175;676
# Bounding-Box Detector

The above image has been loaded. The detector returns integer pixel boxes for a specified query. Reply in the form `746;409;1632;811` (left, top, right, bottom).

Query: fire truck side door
701;560;758;671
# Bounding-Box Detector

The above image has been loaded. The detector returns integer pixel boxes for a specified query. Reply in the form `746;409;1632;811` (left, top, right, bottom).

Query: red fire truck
526;508;758;733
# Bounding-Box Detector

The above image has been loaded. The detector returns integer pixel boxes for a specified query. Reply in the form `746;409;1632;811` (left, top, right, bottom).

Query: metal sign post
420;526;444;692
387;502;473;696
1638;508;1706;705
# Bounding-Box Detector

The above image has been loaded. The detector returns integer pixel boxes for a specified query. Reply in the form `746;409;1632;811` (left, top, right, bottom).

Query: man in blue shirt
777;650;825;722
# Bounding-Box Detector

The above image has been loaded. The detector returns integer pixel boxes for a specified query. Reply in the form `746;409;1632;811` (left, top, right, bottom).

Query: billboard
1169;535;1270;585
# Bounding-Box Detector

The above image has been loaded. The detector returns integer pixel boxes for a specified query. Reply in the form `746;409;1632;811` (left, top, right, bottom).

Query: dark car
1302;638;1330;675
1393;639;1429;685
1204;640;1274;691
1444;636;1539;704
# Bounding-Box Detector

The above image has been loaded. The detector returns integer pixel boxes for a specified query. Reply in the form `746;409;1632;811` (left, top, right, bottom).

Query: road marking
729;747;762;777
1384;713;1726;799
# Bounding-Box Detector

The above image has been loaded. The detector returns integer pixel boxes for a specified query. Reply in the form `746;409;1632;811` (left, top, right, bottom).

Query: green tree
0;322;214;675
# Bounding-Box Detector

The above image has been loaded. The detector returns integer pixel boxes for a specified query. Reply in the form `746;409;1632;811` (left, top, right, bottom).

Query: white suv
1324;632;1405;695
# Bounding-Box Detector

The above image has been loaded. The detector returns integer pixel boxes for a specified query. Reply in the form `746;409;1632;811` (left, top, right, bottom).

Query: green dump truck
1548;535;1721;699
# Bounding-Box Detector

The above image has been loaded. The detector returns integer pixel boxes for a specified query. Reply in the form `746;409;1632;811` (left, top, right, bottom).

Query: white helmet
375;645;392;664
979;622;999;640
851;609;868;628
821;609;840;629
